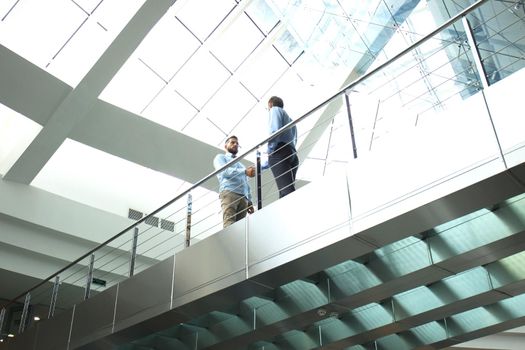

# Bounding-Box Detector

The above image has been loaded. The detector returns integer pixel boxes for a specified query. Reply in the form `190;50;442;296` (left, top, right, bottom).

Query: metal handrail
0;0;488;310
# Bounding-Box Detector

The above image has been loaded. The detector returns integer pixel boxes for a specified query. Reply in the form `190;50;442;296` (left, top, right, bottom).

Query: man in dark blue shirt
267;96;299;198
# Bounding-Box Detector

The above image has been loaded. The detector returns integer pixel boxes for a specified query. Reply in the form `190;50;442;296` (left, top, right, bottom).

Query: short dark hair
225;135;238;145
268;96;284;108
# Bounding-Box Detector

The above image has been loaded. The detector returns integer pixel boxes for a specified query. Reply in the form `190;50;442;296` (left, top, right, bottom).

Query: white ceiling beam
3;0;176;184
0;44;72;126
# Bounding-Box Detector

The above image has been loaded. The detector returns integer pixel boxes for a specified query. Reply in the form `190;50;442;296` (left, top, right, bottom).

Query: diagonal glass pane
99;57;166;115
181;114;225;147
245;0;279;35
73;0;102;14
0;0;145;87
176;0;237;42
0;0;86;68
274;29;303;65
142;87;198;131
201;80;257;139
208;13;265;71
172;48;231;109
135;14;201;81
237;46;289;99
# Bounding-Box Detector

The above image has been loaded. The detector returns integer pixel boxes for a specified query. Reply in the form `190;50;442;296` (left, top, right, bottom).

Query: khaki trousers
219;190;249;228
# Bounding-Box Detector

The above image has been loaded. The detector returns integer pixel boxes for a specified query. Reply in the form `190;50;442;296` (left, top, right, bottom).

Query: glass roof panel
31;139;189;217
208;13;265;72
0;0;145;87
172;48;231;109
0;104;42;176
142;87;198;131
0;0;86;68
245;0;279;35
201;80;257;141
73;0;102;13
175;0;237;42
274;29;303;65
237;46;289;99
134;12;201;81
99;56;166;115
231;107;268;152
181;114;226;147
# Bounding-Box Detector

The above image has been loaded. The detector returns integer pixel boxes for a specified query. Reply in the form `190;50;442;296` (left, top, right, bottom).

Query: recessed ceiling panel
176;0;237;42
0;104;42;176
31;139;188;217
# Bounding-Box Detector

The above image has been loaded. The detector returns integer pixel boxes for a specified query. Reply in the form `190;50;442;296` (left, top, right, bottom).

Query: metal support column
48;276;60;319
129;227;139;277
185;193;193;248
18;293;30;334
344;93;358;159
0;308;5;338
256;150;263;210
84;254;95;300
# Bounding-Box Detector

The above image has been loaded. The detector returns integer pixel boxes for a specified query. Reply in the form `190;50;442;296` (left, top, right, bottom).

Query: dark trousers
269;144;299;198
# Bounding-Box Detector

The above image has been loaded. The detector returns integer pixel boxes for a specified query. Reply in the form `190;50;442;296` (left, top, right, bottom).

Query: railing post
129;227;139;277
48;276;60;319
344;93;358;159
256;150;263;210
0;308;5;338
185;193;192;248
84;254;95;300
18;293;31;334
462;16;489;89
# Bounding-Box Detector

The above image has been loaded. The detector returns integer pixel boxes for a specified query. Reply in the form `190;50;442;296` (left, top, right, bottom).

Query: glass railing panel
345;13;505;218
468;1;525;84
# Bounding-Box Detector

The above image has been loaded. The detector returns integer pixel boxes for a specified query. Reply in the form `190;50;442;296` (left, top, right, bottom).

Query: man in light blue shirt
214;136;255;228
267;96;299;198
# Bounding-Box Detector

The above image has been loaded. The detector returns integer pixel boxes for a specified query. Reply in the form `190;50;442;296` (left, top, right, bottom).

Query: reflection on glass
468;1;525;85
274;29;303;64
245;0;279;34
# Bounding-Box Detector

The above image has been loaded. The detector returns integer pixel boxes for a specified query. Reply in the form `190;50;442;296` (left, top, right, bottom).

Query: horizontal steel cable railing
7;0;523;342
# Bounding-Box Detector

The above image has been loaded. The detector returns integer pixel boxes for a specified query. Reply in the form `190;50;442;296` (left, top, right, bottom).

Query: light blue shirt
213;153;253;202
268;106;297;153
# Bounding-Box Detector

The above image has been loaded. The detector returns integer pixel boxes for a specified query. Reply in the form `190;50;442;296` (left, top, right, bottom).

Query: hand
247;203;255;214
245;166;256;177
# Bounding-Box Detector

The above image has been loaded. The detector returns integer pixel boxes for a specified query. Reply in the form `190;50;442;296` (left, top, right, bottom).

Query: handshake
245;166;256;177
